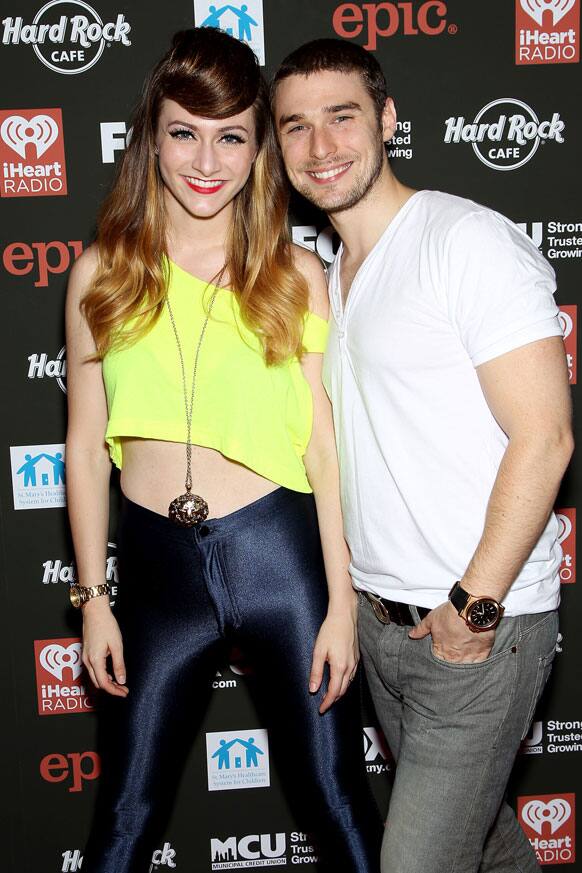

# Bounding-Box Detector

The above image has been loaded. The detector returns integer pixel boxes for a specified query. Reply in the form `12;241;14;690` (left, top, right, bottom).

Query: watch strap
449;580;470;614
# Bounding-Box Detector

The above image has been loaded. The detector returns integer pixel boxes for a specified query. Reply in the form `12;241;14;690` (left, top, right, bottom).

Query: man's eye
288;125;306;134
334;116;352;123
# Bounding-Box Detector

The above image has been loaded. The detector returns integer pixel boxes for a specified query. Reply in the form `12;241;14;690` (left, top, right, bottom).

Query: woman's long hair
82;28;308;365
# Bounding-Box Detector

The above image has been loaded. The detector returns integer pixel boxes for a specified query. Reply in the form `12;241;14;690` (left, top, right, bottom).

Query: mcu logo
519;793;576;864
556;508;576;584
516;0;579;65
559;306;577;385
193;1;265;65
1;2;132;75
211;833;286;869
0;108;67;197
444;99;565;171
332;2;451;50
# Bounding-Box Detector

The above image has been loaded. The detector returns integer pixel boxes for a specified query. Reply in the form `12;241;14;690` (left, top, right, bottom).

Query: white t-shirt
323;190;563;616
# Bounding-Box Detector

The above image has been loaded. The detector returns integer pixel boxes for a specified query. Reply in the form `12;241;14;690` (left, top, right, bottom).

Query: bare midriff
119;438;280;518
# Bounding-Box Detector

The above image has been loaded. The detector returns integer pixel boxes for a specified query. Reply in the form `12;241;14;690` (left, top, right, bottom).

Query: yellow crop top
101;260;329;493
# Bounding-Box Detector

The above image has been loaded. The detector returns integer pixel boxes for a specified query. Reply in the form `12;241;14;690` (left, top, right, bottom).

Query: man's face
274;69;394;213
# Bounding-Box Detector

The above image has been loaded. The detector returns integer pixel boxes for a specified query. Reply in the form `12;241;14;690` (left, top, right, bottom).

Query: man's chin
294;182;355;213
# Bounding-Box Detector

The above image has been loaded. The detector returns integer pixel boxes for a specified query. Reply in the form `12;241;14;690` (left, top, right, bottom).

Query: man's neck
329;167;416;265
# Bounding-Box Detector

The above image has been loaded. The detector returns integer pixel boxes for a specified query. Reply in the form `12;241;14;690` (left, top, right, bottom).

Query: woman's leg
211;488;383;872
83;498;224;873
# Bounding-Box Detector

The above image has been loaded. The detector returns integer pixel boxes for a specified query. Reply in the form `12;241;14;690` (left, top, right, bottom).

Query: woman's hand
82;600;128;697
309;593;359;714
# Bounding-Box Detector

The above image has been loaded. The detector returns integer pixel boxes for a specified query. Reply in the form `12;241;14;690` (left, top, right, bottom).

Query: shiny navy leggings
84;487;382;872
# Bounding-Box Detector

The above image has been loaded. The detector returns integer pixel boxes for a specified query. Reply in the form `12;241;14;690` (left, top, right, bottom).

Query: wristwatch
448;581;504;633
69;583;111;609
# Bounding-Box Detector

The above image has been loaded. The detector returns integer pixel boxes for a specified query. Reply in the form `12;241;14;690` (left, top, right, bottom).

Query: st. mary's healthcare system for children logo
206;728;269;791
193;1;265;64
10;443;66;509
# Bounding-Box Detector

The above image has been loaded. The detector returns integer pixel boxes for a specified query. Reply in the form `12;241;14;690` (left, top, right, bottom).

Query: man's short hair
271;38;388;121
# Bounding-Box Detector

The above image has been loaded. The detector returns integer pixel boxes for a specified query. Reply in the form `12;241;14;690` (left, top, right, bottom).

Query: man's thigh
380;610;558;873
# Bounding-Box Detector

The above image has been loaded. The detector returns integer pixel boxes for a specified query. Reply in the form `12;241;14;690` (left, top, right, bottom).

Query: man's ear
380;97;397;143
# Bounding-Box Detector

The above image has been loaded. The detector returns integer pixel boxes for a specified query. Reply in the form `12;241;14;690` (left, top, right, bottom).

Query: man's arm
410;335;573;662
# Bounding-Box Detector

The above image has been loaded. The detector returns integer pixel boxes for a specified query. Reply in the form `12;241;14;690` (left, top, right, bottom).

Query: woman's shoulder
290;243;329;320
66;243;100;304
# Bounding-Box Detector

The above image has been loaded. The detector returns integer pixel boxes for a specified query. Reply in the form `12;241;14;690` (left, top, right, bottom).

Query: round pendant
168;492;209;527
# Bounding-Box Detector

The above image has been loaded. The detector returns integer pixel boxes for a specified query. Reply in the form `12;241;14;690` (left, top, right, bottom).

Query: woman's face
155;98;258;222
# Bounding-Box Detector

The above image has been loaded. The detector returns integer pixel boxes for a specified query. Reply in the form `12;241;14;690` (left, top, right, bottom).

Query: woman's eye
220;134;245;144
169;128;194;140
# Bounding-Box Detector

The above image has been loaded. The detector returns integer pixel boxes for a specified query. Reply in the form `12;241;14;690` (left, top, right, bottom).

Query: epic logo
1;1;132;75
556;508;576;584
519;793;576;864
332;2;450;51
210;833;286;869
516;0;579;65
559;305;577;385
0;108;67;197
34;638;94;715
3;240;83;287
444;99;565;171
40;750;100;791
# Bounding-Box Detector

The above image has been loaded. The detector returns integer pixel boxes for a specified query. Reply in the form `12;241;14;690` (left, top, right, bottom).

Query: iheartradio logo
516;0;580;65
0;108;67;198
521;0;576;27
556;508;576;584
34;638;93;716
519;793;576;864
559;305;577;384
40;641;82;681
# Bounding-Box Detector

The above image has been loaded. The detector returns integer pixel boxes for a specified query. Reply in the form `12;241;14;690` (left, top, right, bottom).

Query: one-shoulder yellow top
101;261;329;493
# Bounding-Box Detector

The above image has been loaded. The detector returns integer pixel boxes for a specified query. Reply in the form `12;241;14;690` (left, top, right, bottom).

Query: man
271;40;573;873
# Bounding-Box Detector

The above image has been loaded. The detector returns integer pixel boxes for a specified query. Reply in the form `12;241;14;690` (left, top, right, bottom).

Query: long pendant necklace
166;273;222;527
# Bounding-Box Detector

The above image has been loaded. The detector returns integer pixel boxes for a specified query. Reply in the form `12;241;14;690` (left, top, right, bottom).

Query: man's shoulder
417;189;497;231
419;190;539;257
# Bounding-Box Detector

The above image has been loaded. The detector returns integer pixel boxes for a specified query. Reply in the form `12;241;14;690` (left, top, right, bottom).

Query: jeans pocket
520;618;559;740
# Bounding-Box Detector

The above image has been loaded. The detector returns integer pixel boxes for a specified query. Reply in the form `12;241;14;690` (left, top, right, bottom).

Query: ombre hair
82;27;308;365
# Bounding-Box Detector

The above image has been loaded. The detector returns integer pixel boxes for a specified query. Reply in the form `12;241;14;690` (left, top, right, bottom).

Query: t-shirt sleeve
443;209;562;367
302;311;330;354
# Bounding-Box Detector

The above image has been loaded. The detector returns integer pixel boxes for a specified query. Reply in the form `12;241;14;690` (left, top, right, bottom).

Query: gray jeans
358;592;559;873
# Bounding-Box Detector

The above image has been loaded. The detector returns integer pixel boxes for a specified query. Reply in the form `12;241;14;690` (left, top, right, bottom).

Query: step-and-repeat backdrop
1;1;581;871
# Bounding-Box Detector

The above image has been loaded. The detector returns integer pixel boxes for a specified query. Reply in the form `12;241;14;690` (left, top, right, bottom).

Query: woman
66;27;381;872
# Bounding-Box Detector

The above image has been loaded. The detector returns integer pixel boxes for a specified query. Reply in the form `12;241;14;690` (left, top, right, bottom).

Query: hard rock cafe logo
443;98;565;171
1;1;132;75
28;345;67;393
516;0;580;65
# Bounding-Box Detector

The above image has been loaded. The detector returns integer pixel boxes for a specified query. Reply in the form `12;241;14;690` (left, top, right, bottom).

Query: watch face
69;585;81;609
468;599;500;630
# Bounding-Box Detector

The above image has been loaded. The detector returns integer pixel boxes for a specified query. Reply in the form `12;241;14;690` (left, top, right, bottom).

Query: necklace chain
165;270;223;493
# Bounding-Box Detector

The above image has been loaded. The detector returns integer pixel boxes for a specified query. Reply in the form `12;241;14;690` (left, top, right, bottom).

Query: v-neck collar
332;189;427;323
